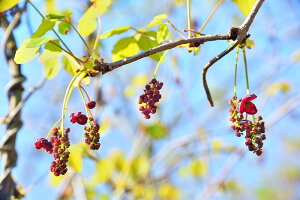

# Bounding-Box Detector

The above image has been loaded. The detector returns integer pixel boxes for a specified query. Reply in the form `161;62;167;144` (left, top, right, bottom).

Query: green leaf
32;19;55;38
62;55;80;76
136;31;163;62
46;13;70;20
26;36;54;48
145;122;169;140
189;159;208;177
231;0;256;16
157;24;169;44
58;21;71;35
99;26;132;39
78;6;98;37
256;187;279;200
147;14;168;28
112;37;139;62
14;39;40;64
45;40;62;53
0;0;21;12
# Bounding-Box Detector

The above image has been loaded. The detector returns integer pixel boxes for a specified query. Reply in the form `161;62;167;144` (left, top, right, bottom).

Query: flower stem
186;0;192;38
234;48;239;97
242;48;250;95
93;17;102;51
78;83;93;120
153;50;170;78
61;71;87;135
46;118;62;139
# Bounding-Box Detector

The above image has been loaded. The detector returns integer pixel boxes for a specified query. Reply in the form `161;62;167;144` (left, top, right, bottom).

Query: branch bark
0;13;25;200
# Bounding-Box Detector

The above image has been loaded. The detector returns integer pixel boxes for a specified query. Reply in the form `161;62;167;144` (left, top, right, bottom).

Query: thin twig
202;0;265;106
103;34;230;74
166;19;187;38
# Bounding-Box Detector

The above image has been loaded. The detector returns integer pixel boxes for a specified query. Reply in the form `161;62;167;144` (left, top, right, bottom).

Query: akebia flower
35;138;53;153
237;94;257;115
70;112;88;125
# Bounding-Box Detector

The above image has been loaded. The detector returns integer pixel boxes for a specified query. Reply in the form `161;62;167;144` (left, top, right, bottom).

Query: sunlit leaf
212;139;222;152
58;21;71;35
0;0;21;12
292;50;300;63
246;39;255;49
40;55;61;79
99;26;132;39
78;6;98;37
95;159;114;183
99;119;110;135
68;144;83;173
131;156;150;178
157;24;169;44
132;74;148;86
256;187;279;200
133;185;155;200
145;122;169;140
124;86;135;98
136;31;163;61
62;55;80;76
266;82;290;95
94;0;112;16
231;0;256;16
49;172;64;186
158;184;181;200
26;36;54;48
14;39;39;64
32;19;55;38
110;150;125;171
189;159;208;177
147;14;168;28
112;37;139;62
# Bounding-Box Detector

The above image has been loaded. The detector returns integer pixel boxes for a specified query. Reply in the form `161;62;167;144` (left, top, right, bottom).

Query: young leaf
136;31;162;61
62;55;80;76
26;36;54;48
45;40;62;53
145;122;169;140
39;50;61;79
78;6;98;37
0;0;21;12
68;144;84;173
94;0;112;16
14;39;39;64
112;37;139;62
99;26;132;39
157;24;169;44
231;0;256;16
147;14;168;28
32;19;56;38
58;21;71;35
46;13;70;20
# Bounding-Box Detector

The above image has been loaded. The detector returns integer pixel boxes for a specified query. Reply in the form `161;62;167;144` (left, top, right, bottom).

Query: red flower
86;101;96;109
237;94;257;115
70;112;88;125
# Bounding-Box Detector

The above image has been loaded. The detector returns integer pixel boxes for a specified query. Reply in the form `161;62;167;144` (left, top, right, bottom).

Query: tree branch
202;0;265;106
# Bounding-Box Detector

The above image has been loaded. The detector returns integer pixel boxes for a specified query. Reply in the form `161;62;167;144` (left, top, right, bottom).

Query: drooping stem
78;84;93;119
153;50;170;78
187;0;192;38
27;0;74;56
60;71;87;135
242;48;250;95
80;86;91;102
234;48;240;97
198;0;224;33
45;118;62;139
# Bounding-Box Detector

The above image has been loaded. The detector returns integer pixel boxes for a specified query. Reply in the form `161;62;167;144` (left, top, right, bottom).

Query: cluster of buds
49;127;71;176
84;121;101;150
138;78;163;119
229;94;266;156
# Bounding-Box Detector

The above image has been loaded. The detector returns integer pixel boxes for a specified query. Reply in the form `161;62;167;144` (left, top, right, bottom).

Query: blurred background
1;0;300;199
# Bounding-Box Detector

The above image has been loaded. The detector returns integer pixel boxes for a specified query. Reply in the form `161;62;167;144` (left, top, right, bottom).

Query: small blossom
70;112;88;125
86;101;96;109
237;94;257;115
